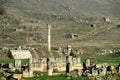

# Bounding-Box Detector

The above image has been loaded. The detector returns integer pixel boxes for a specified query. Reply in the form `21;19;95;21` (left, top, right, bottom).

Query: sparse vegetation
0;6;6;15
0;0;120;79
0;0;7;15
23;74;83;80
0;0;120;64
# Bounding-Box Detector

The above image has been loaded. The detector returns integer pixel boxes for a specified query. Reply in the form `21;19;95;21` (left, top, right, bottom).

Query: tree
0;6;6;15
0;0;7;15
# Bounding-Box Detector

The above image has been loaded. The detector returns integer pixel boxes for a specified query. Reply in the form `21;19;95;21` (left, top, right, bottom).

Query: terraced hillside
0;0;120;58
6;0;120;17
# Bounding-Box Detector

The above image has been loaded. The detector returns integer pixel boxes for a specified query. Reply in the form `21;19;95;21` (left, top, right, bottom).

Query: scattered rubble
0;46;120;79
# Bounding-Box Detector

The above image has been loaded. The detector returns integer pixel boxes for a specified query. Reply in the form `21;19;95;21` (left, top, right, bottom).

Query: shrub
0;0;7;15
0;6;6;15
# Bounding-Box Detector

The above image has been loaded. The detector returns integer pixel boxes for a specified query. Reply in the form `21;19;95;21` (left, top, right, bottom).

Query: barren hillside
6;0;120;17
0;0;120;58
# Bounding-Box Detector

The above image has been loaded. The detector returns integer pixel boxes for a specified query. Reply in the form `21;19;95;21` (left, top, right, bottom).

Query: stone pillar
47;58;53;76
15;59;21;73
58;47;62;53
73;58;77;65
85;59;90;68
67;45;72;55
118;66;120;73
102;67;107;75
28;58;33;77
66;56;72;74
58;47;62;57
47;24;51;52
76;57;81;63
9;63;14;68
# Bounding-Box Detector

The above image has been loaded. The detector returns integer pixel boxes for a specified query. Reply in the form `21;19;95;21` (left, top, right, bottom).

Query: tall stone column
47;24;51;52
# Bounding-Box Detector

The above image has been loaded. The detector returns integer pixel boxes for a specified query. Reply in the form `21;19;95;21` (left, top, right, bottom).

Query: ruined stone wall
29;56;82;73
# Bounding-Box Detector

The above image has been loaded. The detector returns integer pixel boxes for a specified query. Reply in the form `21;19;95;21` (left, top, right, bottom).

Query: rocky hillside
0;0;120;58
6;0;120;18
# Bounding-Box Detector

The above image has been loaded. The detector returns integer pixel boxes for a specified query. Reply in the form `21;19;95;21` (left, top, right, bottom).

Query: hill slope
0;0;120;58
6;0;120;18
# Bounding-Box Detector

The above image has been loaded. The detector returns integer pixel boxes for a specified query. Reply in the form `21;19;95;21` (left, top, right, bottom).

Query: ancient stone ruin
0;45;120;79
1;55;120;80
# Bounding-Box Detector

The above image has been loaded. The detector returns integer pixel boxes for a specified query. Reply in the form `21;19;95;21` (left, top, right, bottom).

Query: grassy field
23;73;120;80
23;74;83;80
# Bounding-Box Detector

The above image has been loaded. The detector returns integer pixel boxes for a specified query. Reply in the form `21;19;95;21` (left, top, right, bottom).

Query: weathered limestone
95;64;102;69
66;56;73;74
99;67;107;76
110;66;115;70
58;47;63;57
23;71;29;78
95;77;102;80
118;66;120;73
72;58;83;70
83;70;90;76
2;56;120;79
92;68;98;76
14;59;21;72
47;58;53;76
77;69;83;76
58;47;62;53
67;45;72;55
85;59;90;68
47;24;51;52
47;66;53;76
73;58;77;64
8;63;15;72
9;63;14;68
52;60;66;72
103;17;110;22
28;58;33;77
111;69;117;74
70;33;79;39
76;57;81;63
12;74;22;80
66;56;72;64
28;58;47;72
59;64;66;71
10;50;32;59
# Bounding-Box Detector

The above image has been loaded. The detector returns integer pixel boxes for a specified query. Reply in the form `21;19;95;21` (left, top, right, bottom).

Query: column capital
47;24;51;29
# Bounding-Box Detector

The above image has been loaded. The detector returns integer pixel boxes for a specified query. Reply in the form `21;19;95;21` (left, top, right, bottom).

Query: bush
0;6;6;15
0;0;7;15
117;24;120;28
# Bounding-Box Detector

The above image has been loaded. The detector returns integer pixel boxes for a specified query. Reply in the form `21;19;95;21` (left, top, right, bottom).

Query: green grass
81;54;120;64
0;58;14;64
0;58;28;65
90;57;120;64
23;74;83;80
